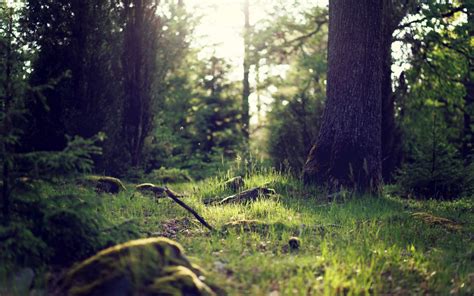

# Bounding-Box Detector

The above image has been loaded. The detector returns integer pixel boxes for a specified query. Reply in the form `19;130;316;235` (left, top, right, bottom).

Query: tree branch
397;5;466;30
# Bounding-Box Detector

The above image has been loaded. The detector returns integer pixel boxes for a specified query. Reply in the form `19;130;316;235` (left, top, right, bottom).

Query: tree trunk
381;0;397;182
462;5;474;165
2;7;14;222
303;0;383;193
122;0;156;167
242;0;250;147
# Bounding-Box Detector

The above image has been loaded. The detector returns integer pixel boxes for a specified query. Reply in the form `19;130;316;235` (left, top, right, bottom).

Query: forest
0;0;473;295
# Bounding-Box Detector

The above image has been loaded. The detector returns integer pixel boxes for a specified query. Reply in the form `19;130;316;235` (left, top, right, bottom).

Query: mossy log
80;176;126;194
136;183;167;197
218;187;276;205
57;237;216;296
221;176;244;191
411;212;462;231
135;183;184;198
221;219;289;234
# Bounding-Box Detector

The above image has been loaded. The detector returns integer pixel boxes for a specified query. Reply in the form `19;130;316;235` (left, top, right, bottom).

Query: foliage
395;137;474;199
253;4;328;173
393;1;473;198
20;0;193;175
0;182;140;272
145;55;243;179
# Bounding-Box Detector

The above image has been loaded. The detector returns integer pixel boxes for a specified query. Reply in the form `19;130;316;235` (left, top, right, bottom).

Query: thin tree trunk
2;7;14;221
242;0;250;147
303;0;383;193
462;5;473;165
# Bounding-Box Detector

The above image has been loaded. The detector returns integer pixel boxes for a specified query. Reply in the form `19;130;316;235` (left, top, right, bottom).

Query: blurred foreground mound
56;237;218;296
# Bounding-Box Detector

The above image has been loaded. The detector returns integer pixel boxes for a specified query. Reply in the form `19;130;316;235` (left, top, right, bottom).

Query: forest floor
97;171;473;295
3;171;473;295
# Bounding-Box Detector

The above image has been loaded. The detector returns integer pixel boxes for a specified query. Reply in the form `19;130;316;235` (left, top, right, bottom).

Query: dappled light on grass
86;172;474;295
1;172;472;294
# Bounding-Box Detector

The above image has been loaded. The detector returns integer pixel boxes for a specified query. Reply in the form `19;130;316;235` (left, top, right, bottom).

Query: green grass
95;171;473;295
2;171;473;295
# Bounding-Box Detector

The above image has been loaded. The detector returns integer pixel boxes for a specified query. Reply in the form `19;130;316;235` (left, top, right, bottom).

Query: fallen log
79;175;126;194
135;183;185;198
221;176;245;191
136;183;166;197
218;187;276;205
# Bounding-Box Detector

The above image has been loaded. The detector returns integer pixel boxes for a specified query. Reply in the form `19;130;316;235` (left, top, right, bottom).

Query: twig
164;187;214;231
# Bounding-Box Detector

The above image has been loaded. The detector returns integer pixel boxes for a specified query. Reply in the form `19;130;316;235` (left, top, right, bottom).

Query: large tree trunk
303;0;383;193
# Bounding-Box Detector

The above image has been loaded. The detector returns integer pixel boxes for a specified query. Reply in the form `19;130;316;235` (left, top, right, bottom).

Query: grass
97;171;473;295
2;170;473;295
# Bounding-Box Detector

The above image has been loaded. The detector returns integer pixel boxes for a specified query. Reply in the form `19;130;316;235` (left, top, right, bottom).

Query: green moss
59;238;215;296
221;176;244;192
136;183;166;197
81;175;126;194
145;266;215;296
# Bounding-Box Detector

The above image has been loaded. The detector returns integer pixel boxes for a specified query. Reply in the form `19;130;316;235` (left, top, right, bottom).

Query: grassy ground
2;170;472;295
93;171;473;295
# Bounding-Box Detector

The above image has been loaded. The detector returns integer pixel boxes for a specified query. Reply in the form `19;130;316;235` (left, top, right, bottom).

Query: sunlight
188;0;328;77
187;0;328;125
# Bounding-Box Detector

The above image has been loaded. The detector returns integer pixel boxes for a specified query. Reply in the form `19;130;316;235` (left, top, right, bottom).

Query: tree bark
380;0;399;182
462;4;474;165
242;0;250;147
2;7;14;221
303;0;383;193
122;0;156;167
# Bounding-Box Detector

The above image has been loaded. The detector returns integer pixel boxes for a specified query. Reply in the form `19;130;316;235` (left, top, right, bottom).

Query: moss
136;183;166;197
222;176;244;192
411;212;462;230
219;187;276;204
288;236;300;250
145;266;216;296
221;219;288;234
81;176;126;194
59;238;215;296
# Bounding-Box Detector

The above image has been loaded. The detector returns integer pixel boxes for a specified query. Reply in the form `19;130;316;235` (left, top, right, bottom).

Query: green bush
395;143;474;199
41;210;102;266
0;223;48;272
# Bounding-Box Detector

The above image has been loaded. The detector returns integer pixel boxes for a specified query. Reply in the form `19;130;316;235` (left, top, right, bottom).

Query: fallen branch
218;187;276;205
164;187;214;231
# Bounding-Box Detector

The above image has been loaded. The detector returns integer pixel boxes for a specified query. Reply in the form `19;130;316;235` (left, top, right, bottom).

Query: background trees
1;0;472;197
20;0;193;175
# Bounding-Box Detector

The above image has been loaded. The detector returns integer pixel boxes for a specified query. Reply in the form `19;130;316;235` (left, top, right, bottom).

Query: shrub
395;142;474;199
41;210;102;266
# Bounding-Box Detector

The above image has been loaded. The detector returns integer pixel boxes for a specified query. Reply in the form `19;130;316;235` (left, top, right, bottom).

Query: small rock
288;237;300;251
